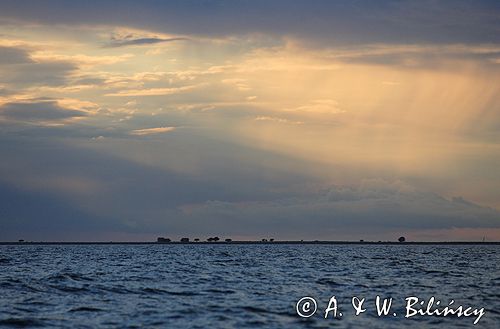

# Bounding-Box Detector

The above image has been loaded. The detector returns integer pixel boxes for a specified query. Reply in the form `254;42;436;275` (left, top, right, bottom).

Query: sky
0;0;499;242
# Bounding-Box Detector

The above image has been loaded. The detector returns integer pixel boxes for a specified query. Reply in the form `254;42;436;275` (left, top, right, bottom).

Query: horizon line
2;240;499;245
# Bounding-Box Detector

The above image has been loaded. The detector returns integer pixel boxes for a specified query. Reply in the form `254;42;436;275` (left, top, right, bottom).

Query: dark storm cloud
0;0;499;46
0;183;123;239
0;61;77;87
0;134;317;240
0;46;77;86
0;46;33;65
1;129;498;241
105;37;188;48
335;47;500;68
0;101;87;122
0;87;13;96
177;184;500;238
72;77;106;85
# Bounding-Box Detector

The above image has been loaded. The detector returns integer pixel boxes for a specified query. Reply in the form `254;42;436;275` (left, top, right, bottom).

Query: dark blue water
0;245;498;328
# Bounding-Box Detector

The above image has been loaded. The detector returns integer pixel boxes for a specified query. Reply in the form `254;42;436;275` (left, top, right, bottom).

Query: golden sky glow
0;1;499;241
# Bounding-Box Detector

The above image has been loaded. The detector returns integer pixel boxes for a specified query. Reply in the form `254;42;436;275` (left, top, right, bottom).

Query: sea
0;244;499;328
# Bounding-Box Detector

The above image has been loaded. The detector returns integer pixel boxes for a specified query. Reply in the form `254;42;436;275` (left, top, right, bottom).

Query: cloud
130;126;176;136
0;183;123;241
0;1;499;242
1;128;498;241
30;52;134;67
0;46;32;64
330;45;500;68
0;46;82;87
285;99;343;114
0;100;87;122
180;180;500;239
1;1;499;46
105;85;198;96
105;37;187;48
254;116;303;125
0;87;12;96
0;61;77;87
0;135;261;240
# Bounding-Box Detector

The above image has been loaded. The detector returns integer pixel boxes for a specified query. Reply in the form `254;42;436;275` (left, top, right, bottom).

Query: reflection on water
0;245;498;328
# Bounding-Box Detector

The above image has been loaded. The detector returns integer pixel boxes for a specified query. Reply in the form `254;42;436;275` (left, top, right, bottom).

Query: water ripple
0;244;498;328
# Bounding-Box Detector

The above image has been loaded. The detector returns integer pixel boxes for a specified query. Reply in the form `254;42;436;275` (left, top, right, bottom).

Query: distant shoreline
1;241;499;245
